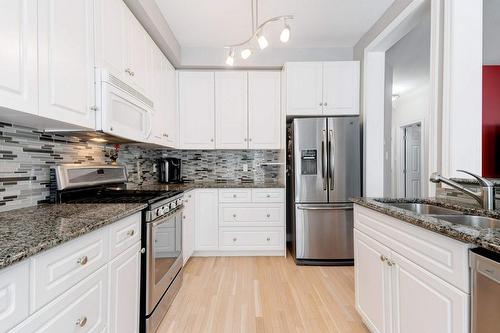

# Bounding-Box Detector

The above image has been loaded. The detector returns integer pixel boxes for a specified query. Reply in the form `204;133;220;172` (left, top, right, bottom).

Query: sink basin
432;215;500;229
388;203;464;215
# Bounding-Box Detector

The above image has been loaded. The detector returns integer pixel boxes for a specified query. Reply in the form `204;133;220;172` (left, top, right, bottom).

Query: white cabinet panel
108;212;141;259
285;62;323;116
219;227;284;251
108;242;141;333
354;230;392;333
218;189;252;203
11;266;108;333
251;188;285;203
37;0;95;128
219;204;284;227
215;72;248;149
124;10;149;96
194;189;219;251
178;72;215;149
0;0;37;115
0;262;29;332
248;71;281;149
182;191;195;265
391;251;469;333
163;60;177;147
323;62;359;115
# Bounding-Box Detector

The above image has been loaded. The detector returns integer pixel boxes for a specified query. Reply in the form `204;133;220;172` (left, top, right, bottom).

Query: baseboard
192;250;286;257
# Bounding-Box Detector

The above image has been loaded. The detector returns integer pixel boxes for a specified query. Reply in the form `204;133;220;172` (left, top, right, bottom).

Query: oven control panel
148;195;184;221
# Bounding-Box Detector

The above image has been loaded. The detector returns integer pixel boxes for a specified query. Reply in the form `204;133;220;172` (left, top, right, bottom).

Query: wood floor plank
157;255;369;333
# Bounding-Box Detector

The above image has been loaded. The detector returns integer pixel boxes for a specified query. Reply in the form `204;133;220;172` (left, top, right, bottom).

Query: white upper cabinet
248;71;281;149
323;62;360;115
125;10;150;96
37;0;95;128
0;0;37;115
178;71;215;149
215;72;248;149
285;62;323;116
163;60;177;147
284;61;359;116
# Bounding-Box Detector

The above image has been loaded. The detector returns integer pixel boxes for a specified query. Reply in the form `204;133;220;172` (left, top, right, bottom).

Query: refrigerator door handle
321;130;327;190
329;129;335;190
297;205;353;211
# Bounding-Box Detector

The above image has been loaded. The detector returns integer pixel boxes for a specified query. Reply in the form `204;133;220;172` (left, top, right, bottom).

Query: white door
95;0;126;79
354;230;392;333
0;0;37;115
38;0;95;128
108;242;141;333
195;189;219;251
285;62;323;116
163;59;177;147
403;124;422;198
323;61;360;115
390;251;469;333
248;71;281;149
182;191;196;265
178;72;215;149
215;71;248;149
125;10;149;97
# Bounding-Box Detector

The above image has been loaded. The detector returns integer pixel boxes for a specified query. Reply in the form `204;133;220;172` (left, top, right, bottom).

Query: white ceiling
155;0;395;49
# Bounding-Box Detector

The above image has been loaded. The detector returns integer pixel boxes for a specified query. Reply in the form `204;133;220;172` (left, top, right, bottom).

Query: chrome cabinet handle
76;316;87;327
77;256;88;266
127;229;135;237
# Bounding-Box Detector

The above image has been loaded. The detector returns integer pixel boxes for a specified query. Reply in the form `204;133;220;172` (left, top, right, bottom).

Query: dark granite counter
351;197;500;254
128;181;285;192
0;203;146;270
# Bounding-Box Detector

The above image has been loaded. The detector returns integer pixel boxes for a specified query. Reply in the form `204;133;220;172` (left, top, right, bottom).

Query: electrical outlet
152;164;157;173
242;164;248;172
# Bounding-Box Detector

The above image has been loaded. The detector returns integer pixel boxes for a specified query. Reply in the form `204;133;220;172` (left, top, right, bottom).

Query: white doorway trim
362;0;441;197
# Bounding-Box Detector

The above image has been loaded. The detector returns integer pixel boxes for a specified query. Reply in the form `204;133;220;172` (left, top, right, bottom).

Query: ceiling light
257;34;269;50
225;49;235;66
280;23;291;43
89;137;108;143
241;49;252;59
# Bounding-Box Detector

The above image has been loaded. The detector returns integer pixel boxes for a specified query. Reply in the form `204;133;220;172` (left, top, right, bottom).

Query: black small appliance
159;158;182;183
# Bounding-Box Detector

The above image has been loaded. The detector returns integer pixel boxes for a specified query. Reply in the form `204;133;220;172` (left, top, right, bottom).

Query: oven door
145;209;183;315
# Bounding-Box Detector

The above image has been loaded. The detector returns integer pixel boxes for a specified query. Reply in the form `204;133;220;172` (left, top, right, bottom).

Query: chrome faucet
430;170;496;211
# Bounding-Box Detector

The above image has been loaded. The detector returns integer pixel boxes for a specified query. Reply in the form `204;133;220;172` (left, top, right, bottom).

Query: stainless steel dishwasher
470;248;500;333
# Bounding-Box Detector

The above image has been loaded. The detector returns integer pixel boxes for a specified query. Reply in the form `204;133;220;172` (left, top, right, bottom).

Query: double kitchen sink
388;202;500;229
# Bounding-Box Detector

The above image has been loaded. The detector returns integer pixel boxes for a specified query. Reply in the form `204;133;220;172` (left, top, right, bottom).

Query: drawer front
218;189;252;203
219;204;284;227
0;262;29;332
30;227;109;311
251;189;285;203
354;205;471;292
109;212;141;259
219;227;284;251
11;266;108;333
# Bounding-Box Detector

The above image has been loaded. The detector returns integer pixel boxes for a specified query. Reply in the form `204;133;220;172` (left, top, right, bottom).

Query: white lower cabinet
182;191;195;265
354;205;470;333
194;189;219;251
219;227;284;251
0;262;30;332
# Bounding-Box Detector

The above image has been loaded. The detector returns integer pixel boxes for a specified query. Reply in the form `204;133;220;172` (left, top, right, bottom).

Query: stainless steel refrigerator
289;117;360;265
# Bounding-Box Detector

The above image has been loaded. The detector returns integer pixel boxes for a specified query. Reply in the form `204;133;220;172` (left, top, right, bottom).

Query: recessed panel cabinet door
163;59;177;147
178;72;215;149
323;62;360;115
215;71;248;149
182;191;196;265
0;0;37;115
248;71;281;149
38;0;95;128
285;62;323;116
125;10;150;96
195;189;218;251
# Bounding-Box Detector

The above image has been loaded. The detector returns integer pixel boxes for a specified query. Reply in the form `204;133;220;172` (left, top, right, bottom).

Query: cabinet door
0;262;29;332
163;59;177;147
182;191;196;265
95;0;126;79
178;72;215;149
323;61;360;115
0;0;37;115
38;0;95;128
285;62;323;116
108;242;141;333
248;71;281;149
354;229;392;333
125;10;150;96
390;251;469;333
215;72;248;149
150;45;165;144
195;189;219;251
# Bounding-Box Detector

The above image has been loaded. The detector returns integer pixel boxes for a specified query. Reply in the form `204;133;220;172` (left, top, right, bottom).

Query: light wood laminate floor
157;254;369;333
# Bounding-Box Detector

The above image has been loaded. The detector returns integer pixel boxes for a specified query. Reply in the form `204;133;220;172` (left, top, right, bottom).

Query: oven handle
151;211;178;228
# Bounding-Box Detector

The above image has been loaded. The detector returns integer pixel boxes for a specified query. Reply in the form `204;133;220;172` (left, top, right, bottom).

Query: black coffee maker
159;158;182;183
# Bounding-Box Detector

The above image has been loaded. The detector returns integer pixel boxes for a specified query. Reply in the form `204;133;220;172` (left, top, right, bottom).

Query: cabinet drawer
0;262;29;332
219;189;252;203
251;189;285;202
219;227;284;251
354;205;471;292
109;212;141;259
30;227;109;311
11;266;108;333
219;204;284;227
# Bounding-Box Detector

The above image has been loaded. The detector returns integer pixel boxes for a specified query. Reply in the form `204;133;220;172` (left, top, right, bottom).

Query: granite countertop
0;203;146;270
128;181;285;192
351;197;500;253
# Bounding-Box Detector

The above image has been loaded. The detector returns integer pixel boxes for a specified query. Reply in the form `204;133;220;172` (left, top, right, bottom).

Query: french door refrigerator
290;117;360;265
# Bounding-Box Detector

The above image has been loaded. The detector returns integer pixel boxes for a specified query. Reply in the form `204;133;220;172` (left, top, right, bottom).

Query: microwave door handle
329;130;334;190
321;130;327;190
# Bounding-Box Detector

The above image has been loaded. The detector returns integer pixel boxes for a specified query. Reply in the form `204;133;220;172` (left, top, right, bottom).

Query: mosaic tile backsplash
0;122;282;212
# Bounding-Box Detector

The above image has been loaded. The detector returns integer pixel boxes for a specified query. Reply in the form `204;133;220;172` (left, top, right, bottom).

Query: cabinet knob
387;260;395;267
127;229;135;237
109;126;114;131
89;106;98;111
76;316;87;327
233;194;237;198
266;194;271;198
324;102;328;106
188;194;192;198
248;138;252;142
244;138;247;141
77;255;88;266
266;237;271;241
266;214;270;218
233;214;237;218
210;138;214;142
319;102;323;106
233;238;237;242
183;215;186;219
125;68;131;75
380;255;387;262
